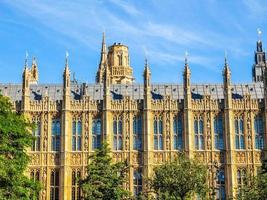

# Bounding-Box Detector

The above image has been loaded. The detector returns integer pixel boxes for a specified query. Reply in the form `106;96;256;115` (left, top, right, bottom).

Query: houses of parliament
1;33;267;200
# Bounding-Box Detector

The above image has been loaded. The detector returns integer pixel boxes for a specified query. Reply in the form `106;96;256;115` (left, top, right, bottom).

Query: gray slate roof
0;82;264;101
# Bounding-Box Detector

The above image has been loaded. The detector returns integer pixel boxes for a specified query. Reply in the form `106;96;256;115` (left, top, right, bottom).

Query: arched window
215;170;226;200
72;169;81;200
254;114;264;149
235;116;245;149
30;169;40;182
50;169;59;200
194;116;204;150
92;118;101;150
32;121;41;151
72;120;82;151
113;116;123;150
154;115;163;150
117;54;123;66
52;119;61;151
133;169;142;196
173;114;183;150
133;115;142;150
214;114;224;150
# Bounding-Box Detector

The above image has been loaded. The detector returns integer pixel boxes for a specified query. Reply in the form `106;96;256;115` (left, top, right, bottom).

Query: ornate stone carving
194;152;205;162
30;153;40;165
236;152;246;163
49;153;60;165
153;152;164;164
71;153;82;165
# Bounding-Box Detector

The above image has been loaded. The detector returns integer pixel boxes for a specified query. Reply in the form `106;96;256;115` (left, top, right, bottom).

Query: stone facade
1;34;267;200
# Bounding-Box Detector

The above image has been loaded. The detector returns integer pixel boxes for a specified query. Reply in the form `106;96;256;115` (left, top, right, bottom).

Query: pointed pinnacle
101;32;107;53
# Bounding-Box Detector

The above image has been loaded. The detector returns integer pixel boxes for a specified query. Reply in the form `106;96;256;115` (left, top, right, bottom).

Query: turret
223;56;232;108
63;52;71;109
252;29;266;82
107;43;134;84
143;59;151;110
22;59;30;111
182;53;193;158
183;53;191;108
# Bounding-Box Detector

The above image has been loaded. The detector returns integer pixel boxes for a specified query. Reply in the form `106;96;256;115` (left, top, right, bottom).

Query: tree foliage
147;153;209;200
80;142;131;200
237;161;267;200
0;95;41;200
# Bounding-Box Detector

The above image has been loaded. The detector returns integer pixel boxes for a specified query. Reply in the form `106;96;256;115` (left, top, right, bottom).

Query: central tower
96;34;134;84
107;43;134;84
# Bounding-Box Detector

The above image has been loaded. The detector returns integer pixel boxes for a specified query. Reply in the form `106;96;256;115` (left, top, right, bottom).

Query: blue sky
0;0;266;84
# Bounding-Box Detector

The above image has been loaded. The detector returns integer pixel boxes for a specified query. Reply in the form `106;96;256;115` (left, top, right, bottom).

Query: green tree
0;95;41;200
237;161;267;200
80;142;131;200
146;153;209;200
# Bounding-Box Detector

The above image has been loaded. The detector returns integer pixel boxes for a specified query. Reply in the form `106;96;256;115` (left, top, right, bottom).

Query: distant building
0;33;266;200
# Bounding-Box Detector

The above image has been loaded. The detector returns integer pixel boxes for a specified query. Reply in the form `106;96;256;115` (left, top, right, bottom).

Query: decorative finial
257;28;262;41
145;57;148;67
32;56;37;66
65;50;69;66
185;50;188;64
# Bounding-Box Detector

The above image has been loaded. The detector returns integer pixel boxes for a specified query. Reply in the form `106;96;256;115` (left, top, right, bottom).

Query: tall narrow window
133;115;142;150
154;116;163;150
50;170;59;200
254;114;264;150
214;115;224;150
215;170;226;200
235;116;245;149
32;121;41;151
72;170;81;200
133;169;142;197
30;169;40;182
52;119;60;151
113;116;123;150
72;120;82;151
30;169;40;198
237;169;246;196
118;54;123;66
173;114;183;150
92;118;101;149
194;116;204;150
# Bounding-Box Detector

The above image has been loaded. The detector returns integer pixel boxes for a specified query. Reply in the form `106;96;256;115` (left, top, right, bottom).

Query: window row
31;114;265;152
30;168;142;200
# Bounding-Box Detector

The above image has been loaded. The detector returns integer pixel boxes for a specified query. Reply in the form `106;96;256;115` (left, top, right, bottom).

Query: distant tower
30;57;39;84
252;29;266;82
95;34;134;84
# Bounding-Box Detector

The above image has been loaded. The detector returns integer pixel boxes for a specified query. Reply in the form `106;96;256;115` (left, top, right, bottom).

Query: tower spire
96;32;108;83
24;51;29;68
184;51;190;77
65;51;70;73
100;32;107;66
143;58;151;86
223;55;231;86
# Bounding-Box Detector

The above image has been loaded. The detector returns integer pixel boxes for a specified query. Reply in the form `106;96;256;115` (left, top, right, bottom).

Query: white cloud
108;0;140;16
2;0;252;77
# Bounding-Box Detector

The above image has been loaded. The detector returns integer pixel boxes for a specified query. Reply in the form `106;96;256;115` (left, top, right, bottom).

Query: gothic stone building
1;34;267;200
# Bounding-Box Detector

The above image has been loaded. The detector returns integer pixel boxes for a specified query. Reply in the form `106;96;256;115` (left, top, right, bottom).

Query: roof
0;82;264;101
